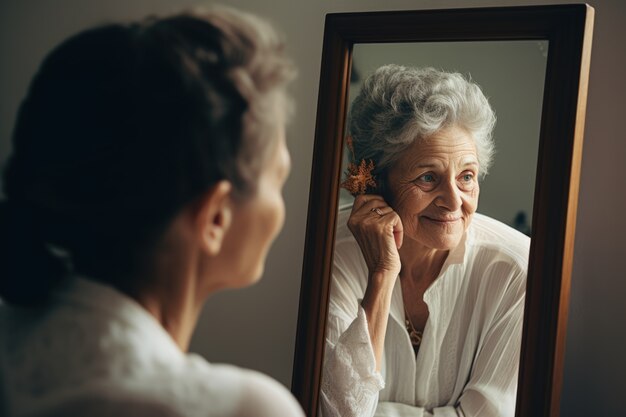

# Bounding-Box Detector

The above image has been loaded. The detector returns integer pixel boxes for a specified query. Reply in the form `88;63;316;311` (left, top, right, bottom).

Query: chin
250;266;265;285
424;233;464;251
243;263;266;287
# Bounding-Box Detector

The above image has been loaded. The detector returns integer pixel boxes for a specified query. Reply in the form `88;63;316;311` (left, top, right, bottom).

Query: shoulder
468;213;530;273
334;205;358;253
461;213;530;300
79;357;304;417
330;206;369;295
229;367;304;417
28;363;304;417
333;205;366;267
0;294;302;417
178;358;304;417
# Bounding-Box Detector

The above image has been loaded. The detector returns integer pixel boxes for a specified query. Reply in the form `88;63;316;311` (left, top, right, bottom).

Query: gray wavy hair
348;65;496;188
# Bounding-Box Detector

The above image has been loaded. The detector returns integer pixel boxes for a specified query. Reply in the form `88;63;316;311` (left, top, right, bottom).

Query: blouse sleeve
319;245;385;417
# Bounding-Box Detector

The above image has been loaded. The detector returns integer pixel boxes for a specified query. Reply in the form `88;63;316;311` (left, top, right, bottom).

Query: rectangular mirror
325;40;545;416
292;5;593;417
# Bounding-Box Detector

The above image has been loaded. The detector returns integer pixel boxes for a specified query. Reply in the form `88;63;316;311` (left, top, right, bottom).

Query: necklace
404;304;423;352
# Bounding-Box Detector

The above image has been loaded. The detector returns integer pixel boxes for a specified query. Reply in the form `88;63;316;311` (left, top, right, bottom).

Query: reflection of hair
347;65;496;188
0;7;294;306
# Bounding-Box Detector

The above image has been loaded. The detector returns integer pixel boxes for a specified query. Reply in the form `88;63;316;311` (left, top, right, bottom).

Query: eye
413;172;438;191
458;171;477;191
418;173;436;183
461;173;474;182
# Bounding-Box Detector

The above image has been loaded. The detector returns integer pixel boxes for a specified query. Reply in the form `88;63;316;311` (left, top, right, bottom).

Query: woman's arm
320;251;386;417
361;271;396;371
320;195;404;417
346;195;403;371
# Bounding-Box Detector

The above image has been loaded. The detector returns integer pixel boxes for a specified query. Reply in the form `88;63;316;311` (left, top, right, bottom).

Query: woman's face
386;125;480;251
219;127;291;288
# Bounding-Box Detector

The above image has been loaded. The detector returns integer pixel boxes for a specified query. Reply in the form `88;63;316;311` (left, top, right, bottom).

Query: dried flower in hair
340;159;377;196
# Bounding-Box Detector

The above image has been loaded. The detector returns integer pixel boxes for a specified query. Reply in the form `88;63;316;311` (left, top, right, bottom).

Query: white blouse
0;278;304;417
321;210;530;417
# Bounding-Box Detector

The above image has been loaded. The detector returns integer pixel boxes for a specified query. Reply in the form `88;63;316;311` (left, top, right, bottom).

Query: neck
398;238;449;285
130;228;218;352
121;205;230;352
134;271;204;352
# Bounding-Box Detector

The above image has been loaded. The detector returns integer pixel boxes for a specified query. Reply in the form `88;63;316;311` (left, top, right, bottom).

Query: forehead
395;126;478;169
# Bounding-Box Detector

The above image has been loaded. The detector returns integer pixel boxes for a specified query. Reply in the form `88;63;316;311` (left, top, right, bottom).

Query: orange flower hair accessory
340;159;377;196
340;135;377;195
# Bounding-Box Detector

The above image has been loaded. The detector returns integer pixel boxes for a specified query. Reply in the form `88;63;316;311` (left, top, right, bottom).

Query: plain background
1;1;624;416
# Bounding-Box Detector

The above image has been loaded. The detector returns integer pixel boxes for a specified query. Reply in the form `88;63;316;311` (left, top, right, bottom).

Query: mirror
292;5;593;417
322;41;546;417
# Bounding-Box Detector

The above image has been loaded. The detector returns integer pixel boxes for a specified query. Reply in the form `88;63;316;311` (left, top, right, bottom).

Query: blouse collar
388;225;471;328
51;276;184;358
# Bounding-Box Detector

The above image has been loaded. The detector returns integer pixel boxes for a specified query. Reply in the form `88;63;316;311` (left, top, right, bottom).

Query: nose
434;177;462;212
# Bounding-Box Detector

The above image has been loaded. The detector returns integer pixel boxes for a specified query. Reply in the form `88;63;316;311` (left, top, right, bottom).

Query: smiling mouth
422;216;462;224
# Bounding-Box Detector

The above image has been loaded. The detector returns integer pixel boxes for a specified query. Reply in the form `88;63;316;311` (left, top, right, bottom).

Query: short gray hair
348;65;496;183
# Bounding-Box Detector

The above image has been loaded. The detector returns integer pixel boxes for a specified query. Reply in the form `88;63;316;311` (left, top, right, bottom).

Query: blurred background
1;1;624;416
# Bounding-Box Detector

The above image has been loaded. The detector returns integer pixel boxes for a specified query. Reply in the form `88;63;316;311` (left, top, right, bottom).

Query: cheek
390;185;411;214
259;190;285;242
461;184;479;216
391;186;430;228
270;197;285;237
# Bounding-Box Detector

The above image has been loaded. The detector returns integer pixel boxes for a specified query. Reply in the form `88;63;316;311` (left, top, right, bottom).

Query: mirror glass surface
339;41;548;228
323;40;548;416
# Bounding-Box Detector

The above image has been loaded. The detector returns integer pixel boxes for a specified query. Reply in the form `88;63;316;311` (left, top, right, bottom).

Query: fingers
368;206;394;217
351;195;392;218
349;195;398;230
346;200;403;275
351;194;387;212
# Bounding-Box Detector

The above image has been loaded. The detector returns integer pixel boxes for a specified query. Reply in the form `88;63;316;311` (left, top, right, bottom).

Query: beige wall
1;1;624;416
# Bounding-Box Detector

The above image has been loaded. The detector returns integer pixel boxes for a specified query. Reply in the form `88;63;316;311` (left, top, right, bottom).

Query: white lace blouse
321;210;530;417
0;278;304;417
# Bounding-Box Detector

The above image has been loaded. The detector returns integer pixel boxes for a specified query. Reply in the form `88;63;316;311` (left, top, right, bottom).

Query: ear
195;181;233;257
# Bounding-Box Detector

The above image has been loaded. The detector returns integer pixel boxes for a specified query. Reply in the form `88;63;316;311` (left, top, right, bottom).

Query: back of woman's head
0;7;294;306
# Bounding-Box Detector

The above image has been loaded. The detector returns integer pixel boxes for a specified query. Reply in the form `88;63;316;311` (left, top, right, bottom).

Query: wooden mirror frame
292;4;593;417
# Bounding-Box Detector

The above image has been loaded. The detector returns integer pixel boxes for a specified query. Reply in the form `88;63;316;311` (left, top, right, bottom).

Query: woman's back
1;278;302;417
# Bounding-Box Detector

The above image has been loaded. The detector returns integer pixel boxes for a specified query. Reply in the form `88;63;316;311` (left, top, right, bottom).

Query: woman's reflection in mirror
322;65;529;417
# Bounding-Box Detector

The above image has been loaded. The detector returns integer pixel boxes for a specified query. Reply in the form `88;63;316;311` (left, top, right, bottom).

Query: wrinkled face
221;126;291;287
387;125;480;251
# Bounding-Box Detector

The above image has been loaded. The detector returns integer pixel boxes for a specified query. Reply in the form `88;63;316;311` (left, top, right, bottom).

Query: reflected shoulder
469;213;531;269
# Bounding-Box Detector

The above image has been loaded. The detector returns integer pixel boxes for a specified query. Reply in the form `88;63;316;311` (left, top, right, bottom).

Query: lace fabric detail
320;307;384;417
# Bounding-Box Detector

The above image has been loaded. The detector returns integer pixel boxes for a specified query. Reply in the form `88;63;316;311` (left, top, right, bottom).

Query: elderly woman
321;65;529;417
0;8;303;417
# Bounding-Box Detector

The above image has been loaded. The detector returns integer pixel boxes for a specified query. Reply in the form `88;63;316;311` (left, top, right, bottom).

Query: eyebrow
412;160;479;169
413;162;440;169
461;161;479;168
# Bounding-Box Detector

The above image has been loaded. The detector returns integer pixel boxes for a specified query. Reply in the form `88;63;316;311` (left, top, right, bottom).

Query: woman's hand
347;195;404;279
348;195;404;370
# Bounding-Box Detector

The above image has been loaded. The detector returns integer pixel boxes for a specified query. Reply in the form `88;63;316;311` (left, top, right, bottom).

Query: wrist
366;271;397;298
